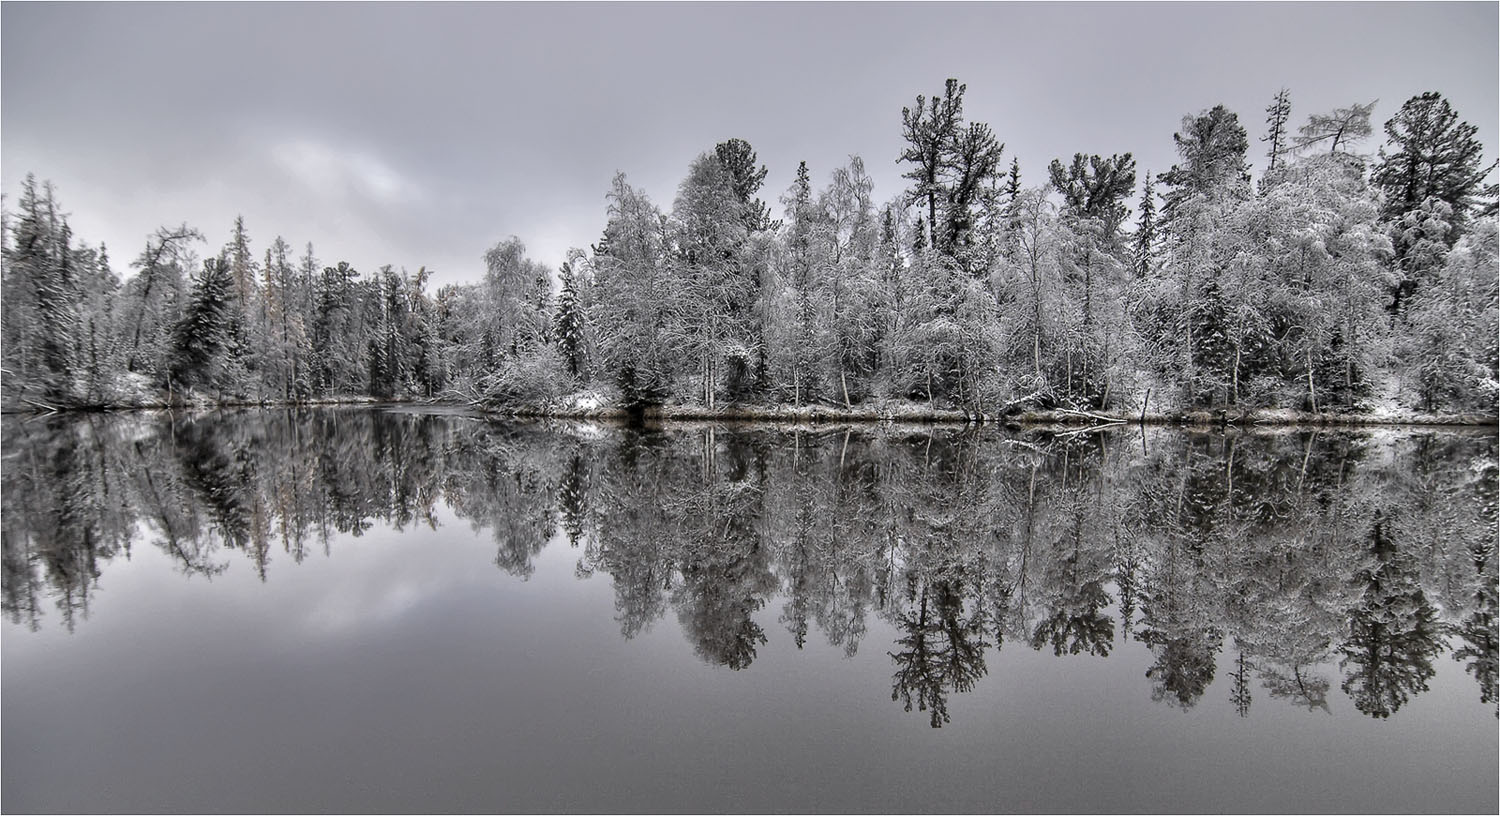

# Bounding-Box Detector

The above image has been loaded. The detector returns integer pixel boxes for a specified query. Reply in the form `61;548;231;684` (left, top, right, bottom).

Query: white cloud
271;137;421;206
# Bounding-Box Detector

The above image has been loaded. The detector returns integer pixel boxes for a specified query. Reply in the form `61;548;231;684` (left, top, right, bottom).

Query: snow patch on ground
1252;407;1303;422
570;391;606;411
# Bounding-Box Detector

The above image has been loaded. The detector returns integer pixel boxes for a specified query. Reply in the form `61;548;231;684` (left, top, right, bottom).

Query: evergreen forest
3;83;1496;419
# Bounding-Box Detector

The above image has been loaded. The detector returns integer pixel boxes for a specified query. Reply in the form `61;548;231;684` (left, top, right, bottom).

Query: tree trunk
1066;350;1073;401
127;272;156;372
1306;347;1318;414
1032;285;1043;378
1232;343;1241;405
1083;247;1093;329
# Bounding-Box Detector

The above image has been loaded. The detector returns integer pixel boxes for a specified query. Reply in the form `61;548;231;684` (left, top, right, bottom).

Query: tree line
4;410;1495;723
3;84;1496;415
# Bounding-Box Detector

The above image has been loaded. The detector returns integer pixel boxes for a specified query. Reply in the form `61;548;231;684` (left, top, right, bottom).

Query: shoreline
5;396;1494;429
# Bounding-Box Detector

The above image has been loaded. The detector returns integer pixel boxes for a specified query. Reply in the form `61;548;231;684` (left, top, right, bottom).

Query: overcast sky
3;2;1496;288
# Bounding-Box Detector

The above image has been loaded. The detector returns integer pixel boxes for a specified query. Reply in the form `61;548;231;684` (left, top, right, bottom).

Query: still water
2;407;1496;813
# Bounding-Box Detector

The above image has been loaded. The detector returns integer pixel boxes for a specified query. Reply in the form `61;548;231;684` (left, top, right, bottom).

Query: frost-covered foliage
3;84;1495;416
1401;217;1500;412
479;344;568;409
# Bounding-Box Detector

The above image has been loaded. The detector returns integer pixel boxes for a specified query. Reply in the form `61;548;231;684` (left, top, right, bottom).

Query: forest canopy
3;83;1496;417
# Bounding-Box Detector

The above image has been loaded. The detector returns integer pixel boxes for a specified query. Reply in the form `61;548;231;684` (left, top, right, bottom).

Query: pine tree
1152;105;1252;407
942;122;1005;266
1159;104;1252;221
713;138;773;232
1048;153;1137;241
1374;93;1494;235
900;79;965;250
1262;88;1292;173
1044;154;1138;407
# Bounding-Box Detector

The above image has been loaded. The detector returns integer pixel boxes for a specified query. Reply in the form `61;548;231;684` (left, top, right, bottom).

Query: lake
2;407;1496;813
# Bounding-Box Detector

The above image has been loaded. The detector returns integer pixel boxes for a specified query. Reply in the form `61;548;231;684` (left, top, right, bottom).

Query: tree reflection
1137;534;1223;710
672;436;776;670
1338;512;1446;719
4;416;145;629
2;410;1495;724
890;578;990;728
1261;665;1332;714
1452;577;1498;713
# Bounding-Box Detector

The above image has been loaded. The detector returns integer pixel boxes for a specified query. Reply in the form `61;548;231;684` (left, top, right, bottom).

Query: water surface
3;408;1496;813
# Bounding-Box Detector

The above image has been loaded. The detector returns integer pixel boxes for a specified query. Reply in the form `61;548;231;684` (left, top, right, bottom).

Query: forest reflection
3;408;1495;725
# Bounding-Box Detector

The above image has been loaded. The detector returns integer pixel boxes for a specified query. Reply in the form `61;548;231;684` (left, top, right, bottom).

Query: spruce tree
3;176;82;404
1134;173;1156;278
1005;157;1022;204
779;160;822;405
168;257;237;391
227;215;256;306
1004;158;1024;253
553;260;586;379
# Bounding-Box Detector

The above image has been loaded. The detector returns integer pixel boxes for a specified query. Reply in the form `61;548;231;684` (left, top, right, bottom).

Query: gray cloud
4;2;1495;287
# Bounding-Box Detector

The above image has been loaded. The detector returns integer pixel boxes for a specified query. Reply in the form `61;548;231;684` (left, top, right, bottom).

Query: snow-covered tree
818;155;881;405
1374;92;1494;238
591;173;674;408
1148;105;1254;406
167;257;238;393
1294;101;1376;155
120;224;202;377
554;259;586;379
670;152;757;407
1401;216;1499;412
900;79;966;251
